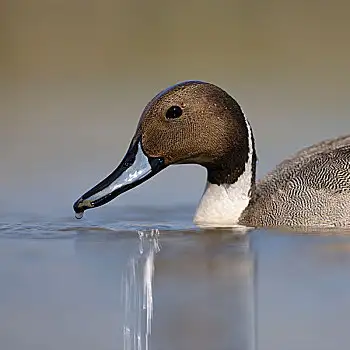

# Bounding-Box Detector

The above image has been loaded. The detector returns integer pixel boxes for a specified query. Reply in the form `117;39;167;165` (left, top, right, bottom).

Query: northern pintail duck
73;81;350;228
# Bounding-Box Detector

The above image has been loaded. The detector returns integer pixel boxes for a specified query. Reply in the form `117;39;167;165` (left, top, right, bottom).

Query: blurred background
2;0;350;217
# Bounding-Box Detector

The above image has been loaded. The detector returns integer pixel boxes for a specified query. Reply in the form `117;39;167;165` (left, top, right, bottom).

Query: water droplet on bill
75;211;84;219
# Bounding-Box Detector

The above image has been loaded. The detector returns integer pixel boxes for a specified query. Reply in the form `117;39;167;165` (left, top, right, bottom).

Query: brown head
73;81;256;218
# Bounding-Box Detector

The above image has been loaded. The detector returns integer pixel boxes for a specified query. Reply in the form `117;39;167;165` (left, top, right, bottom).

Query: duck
73;80;350;228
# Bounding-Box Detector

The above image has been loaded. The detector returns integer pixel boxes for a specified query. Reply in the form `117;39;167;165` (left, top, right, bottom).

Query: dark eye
166;105;183;119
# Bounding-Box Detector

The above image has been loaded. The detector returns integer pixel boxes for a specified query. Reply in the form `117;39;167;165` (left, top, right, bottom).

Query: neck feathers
194;115;256;227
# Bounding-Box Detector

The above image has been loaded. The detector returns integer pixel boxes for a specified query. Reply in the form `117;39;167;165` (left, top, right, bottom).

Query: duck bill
73;138;165;218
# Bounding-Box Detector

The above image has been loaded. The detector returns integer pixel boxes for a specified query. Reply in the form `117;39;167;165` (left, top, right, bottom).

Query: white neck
193;117;254;228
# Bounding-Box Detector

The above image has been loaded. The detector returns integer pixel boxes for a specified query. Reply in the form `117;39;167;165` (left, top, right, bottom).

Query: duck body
73;81;350;229
240;135;350;227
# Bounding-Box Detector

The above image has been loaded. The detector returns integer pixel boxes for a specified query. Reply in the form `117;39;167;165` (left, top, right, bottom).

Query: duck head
73;81;256;225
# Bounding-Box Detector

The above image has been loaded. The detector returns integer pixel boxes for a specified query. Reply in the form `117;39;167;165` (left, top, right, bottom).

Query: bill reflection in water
122;230;256;350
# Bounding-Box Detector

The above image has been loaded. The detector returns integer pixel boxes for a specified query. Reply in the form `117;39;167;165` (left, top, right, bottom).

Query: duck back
240;135;350;228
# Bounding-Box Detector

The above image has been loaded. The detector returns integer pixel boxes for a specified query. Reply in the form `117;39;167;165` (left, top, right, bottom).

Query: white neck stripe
194;113;254;227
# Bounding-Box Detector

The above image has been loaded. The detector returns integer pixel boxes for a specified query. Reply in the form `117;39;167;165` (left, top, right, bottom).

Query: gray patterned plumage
240;135;350;227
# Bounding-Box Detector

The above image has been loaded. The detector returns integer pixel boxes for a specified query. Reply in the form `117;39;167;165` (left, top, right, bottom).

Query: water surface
1;206;350;350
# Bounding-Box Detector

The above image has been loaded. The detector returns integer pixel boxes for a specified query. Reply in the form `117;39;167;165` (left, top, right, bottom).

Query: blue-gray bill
73;139;165;219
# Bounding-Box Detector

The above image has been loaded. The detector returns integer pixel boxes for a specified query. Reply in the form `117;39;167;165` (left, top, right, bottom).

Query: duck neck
194;117;256;227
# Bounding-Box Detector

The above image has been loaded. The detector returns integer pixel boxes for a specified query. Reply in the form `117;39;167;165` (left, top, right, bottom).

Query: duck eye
166;105;183;119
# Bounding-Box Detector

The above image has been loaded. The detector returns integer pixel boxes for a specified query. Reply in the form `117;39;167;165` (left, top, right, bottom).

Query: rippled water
1;206;350;350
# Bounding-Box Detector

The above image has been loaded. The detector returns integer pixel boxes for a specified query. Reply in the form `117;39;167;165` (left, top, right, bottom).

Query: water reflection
119;229;256;350
4;218;350;350
122;229;160;350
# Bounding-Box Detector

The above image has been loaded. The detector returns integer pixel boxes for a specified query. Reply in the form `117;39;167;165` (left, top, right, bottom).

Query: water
122;229;160;350
1;206;350;350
